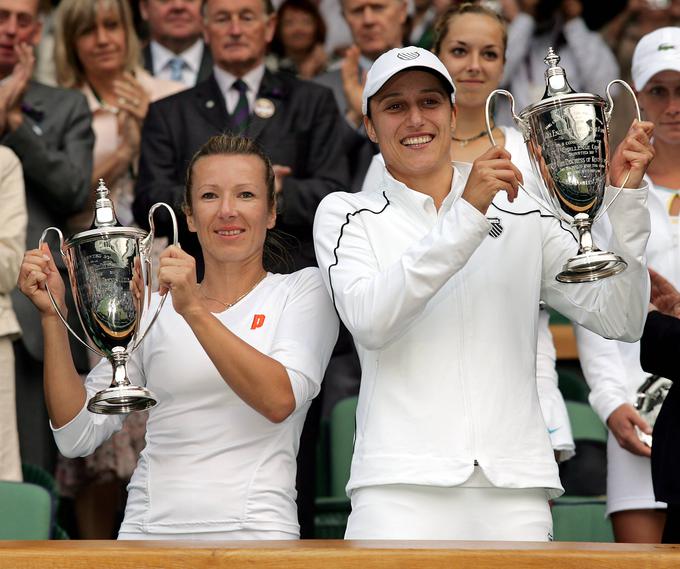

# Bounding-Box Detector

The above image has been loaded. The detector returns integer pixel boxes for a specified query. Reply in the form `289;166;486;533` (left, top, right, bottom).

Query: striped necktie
168;57;185;82
230;79;250;134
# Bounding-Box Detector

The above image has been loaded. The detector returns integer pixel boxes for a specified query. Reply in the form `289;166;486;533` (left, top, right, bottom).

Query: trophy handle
485;89;554;213
132;203;179;351
596;80;644;222
38;227;106;358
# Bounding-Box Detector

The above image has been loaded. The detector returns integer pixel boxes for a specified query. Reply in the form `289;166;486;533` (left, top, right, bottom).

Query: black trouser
663;504;680;543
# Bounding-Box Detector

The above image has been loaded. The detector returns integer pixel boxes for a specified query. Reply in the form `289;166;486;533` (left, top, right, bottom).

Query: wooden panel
1;540;679;569
551;323;579;360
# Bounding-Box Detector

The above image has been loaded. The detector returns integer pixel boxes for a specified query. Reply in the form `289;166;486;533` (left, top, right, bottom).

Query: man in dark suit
140;0;213;86
135;0;348;271
134;0;348;538
0;0;94;473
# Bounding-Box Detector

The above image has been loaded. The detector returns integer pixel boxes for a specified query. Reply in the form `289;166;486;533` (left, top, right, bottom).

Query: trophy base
556;251;627;283
87;385;157;414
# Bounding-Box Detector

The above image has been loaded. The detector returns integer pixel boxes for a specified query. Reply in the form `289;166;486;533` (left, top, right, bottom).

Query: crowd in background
1;0;680;541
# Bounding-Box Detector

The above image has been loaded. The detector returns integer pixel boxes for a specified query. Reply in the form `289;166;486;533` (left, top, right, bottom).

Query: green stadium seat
0;481;52;539
552;497;614;542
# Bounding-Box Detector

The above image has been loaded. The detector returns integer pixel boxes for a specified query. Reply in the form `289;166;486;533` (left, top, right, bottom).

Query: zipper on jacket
456;276;478;465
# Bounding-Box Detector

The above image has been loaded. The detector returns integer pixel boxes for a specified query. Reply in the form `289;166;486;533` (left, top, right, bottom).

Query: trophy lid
517;47;606;119
541;47;575;99
92;178;119;228
65;179;147;247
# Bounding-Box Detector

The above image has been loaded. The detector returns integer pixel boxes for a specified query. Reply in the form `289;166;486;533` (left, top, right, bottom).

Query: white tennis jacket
313;162;650;498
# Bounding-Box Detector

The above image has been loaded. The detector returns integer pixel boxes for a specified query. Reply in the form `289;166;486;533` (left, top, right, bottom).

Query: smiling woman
17;134;339;540
313;45;656;541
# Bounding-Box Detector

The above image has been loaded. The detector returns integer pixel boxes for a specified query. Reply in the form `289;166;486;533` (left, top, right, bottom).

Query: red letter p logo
251;314;265;330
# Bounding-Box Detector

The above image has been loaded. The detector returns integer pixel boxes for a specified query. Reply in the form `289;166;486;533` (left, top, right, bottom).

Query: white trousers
606;432;666;515
345;467;552;541
0;338;21;481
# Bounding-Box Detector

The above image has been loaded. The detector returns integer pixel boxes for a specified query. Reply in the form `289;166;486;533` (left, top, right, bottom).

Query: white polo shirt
53;268;339;537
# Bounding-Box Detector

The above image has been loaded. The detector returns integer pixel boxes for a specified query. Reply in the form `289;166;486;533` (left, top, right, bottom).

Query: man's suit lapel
194;75;230;131
197;47;214;84
246;70;286;141
21;82;47;131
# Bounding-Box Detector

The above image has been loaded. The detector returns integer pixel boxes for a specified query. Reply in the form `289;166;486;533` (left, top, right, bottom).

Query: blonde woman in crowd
55;0;183;230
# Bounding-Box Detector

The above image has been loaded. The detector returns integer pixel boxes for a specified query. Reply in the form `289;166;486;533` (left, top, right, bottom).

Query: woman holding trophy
574;26;680;543
313;43;654;540
360;3;576;461
18;135;339;540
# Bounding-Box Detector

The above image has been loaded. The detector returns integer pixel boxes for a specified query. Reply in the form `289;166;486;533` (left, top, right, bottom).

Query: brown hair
270;0;326;58
184;135;286;271
55;0;141;89
432;3;507;60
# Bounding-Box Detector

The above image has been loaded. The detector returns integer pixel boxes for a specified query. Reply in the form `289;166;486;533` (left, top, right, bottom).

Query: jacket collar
21;82;46;123
194;74;229;128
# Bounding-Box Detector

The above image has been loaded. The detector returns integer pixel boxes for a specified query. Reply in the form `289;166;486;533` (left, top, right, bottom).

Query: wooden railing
1;540;679;569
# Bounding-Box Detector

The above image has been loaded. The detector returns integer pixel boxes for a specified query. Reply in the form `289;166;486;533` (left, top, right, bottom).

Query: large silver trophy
40;180;178;414
485;48;641;283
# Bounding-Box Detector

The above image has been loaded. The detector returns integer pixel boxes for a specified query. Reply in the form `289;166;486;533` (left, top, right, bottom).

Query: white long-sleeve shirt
52;269;339;537
314;162;649;498
360;127;576;459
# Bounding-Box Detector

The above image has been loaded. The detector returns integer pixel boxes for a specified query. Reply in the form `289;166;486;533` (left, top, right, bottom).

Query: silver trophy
485;48;641;283
40;180;178;414
634;375;672;447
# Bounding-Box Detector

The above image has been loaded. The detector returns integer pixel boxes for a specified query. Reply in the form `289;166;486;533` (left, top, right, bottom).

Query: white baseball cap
361;47;456;115
631;27;680;91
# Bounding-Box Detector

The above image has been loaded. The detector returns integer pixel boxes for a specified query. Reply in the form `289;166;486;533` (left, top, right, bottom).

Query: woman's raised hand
17;243;67;317
158;245;201;317
610;119;655;189
113;72;150;124
462;145;523;214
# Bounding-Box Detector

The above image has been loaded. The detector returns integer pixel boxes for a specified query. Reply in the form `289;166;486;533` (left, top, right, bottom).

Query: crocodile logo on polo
397;51;420;61
658;43;676;51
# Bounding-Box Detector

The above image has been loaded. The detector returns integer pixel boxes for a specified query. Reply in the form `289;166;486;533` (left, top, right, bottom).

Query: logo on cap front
397;50;420;61
658;43;676;51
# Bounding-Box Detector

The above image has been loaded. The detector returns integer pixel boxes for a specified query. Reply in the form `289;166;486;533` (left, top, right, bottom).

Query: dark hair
270;0;326;58
432;2;507;60
184;134;291;271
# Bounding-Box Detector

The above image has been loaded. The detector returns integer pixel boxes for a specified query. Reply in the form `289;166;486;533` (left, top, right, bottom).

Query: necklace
452;124;495;147
200;272;267;310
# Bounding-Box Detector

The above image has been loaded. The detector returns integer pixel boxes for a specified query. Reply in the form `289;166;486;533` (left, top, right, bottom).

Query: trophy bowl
40;180;178;414
485;48;641;283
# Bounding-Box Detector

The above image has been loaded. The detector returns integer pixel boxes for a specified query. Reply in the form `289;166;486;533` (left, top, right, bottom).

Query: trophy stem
556;214;627;283
573;214;595;255
87;348;157;414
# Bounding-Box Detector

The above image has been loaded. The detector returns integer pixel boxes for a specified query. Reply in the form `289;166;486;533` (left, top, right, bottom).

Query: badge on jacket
254;98;275;119
487;217;504;238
